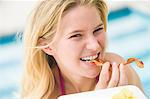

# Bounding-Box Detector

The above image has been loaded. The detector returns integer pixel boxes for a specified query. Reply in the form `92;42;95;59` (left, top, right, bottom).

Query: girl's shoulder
105;52;125;64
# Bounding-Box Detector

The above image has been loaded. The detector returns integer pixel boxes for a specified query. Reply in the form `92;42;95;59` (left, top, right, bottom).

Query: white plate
58;85;147;99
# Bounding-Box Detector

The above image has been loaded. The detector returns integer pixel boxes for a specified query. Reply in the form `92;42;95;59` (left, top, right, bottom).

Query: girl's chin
84;70;100;79
80;60;98;68
80;61;100;77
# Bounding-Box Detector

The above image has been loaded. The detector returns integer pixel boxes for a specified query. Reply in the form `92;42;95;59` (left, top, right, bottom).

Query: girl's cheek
98;32;106;48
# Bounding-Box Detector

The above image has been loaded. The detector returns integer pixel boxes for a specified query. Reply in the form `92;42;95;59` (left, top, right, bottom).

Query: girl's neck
57;67;97;93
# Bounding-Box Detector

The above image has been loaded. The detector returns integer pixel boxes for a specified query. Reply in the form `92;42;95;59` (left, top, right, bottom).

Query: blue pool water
107;8;150;98
0;7;150;98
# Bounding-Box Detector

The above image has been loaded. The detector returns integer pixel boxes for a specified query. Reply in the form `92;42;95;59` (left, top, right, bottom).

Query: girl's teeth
80;54;99;61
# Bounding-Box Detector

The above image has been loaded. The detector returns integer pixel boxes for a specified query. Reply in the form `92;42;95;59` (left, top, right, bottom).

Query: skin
41;5;143;98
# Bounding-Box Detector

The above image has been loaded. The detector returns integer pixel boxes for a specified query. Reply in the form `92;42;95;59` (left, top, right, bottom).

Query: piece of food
92;59;104;66
124;58;144;68
112;88;138;99
91;57;144;68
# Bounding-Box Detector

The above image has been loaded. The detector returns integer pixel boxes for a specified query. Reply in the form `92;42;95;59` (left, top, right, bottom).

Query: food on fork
92;58;144;68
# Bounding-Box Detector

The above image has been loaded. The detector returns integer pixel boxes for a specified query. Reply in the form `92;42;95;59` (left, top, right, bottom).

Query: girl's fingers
95;62;110;89
95;62;129;90
108;62;119;88
118;63;128;86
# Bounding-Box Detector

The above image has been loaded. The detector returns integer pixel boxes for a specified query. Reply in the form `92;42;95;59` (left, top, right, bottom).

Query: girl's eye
69;34;82;39
93;27;104;34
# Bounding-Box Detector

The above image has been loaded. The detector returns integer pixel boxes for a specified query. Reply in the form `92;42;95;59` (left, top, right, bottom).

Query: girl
21;0;143;98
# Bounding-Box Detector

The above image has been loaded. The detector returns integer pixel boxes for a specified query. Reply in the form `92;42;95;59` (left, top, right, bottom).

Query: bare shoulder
104;52;125;64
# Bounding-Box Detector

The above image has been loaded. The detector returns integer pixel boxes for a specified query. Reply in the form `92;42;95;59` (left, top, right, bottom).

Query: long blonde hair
21;0;108;98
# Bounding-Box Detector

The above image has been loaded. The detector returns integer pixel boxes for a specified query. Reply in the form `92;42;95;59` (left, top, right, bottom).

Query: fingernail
120;63;123;66
112;62;117;66
120;63;124;70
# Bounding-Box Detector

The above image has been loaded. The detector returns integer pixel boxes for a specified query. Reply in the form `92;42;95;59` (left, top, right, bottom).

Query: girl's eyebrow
68;23;103;35
69;30;84;34
94;23;103;29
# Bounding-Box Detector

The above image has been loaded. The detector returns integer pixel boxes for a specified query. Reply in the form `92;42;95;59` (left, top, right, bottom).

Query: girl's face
51;5;106;79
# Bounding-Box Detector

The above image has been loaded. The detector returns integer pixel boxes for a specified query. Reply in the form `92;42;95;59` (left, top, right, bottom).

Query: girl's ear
38;38;54;56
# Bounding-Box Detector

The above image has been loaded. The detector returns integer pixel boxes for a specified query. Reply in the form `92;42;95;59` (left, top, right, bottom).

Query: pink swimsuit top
58;67;99;95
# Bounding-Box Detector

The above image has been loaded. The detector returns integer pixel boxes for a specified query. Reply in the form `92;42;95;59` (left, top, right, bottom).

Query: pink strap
58;66;66;95
96;75;99;83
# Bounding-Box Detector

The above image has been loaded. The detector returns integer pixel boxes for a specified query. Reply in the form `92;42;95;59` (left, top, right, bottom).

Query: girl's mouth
80;52;100;62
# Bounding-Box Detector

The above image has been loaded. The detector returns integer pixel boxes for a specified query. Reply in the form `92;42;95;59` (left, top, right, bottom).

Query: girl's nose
86;36;100;51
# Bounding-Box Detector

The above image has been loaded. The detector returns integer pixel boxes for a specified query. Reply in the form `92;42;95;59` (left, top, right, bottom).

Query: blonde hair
21;0;108;98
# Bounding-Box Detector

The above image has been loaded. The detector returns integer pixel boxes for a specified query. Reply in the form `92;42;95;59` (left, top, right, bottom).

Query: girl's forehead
58;5;102;32
62;5;101;21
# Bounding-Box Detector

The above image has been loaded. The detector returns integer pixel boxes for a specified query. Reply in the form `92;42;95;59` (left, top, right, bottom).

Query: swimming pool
107;7;150;98
0;7;150;99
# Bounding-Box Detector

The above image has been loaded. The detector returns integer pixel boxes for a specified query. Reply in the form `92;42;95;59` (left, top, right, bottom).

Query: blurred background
0;0;150;99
